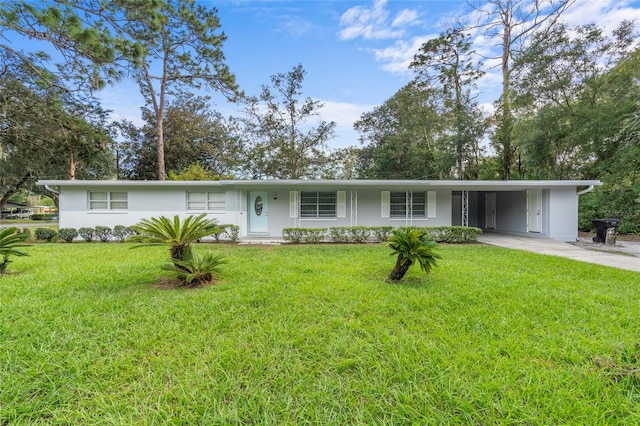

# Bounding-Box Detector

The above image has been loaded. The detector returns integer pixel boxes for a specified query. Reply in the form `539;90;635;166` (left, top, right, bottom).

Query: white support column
350;190;358;226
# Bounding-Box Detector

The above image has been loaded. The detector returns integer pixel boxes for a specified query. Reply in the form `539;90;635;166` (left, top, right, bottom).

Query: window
300;191;336;218
187;192;225;211
89;191;128;210
382;191;436;218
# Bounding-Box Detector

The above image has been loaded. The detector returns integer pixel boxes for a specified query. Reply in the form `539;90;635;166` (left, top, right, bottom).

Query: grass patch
1;243;640;423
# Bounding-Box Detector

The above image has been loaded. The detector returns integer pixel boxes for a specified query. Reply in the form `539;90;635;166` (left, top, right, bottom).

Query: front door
527;189;542;233
249;191;268;233
485;193;496;229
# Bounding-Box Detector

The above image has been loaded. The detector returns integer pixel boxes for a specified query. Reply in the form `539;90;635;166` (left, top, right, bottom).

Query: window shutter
289;191;299;218
337;191;346;218
427;191;436;218
381;191;390;218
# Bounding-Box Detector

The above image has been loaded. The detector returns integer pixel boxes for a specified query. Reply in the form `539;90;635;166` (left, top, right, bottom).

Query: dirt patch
151;276;217;290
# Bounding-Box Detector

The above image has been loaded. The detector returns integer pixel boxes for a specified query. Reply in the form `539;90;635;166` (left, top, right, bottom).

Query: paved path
477;234;640;273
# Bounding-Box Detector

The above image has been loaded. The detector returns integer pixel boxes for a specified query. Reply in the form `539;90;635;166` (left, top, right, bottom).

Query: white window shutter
427;191;437;218
381;191;390;218
337;191;346;218
289;191;299;218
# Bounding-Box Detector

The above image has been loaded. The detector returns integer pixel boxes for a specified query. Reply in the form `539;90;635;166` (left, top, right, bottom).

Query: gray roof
38;179;601;191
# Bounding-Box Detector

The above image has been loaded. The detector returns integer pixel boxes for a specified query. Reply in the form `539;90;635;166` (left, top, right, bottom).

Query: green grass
1;242;640;424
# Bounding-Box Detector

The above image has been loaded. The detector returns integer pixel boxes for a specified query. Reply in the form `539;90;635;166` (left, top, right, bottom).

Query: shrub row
282;226;482;244
53;224;240;243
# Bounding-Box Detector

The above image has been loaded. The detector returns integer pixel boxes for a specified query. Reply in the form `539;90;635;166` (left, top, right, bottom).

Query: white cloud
319;100;376;148
338;0;419;40
374;35;436;74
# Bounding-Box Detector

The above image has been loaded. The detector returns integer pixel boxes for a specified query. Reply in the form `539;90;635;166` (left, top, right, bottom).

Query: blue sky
47;1;640;148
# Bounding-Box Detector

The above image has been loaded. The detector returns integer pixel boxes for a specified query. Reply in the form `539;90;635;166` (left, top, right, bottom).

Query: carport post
462;190;469;227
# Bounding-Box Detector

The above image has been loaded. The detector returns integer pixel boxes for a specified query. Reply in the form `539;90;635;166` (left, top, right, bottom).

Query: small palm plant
0;227;30;275
162;251;227;287
386;228;441;283
130;214;219;262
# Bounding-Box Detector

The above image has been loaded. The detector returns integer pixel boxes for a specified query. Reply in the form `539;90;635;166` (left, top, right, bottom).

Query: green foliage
0;227;29;274
387;228;441;282
34;227;56;242
94;226;112;242
302;228;327;244
130;214;218;261
347;226;371;243
370;226;394;242
112;225;135;242
328;227;350;243
241;64;335;179
282;228;327;244
167;163;233;181
161;250;226;287
2;243;640;423
30;214;57;220
78;227;97;242
223;224;240;242
423;226;483;243
58;228;78;243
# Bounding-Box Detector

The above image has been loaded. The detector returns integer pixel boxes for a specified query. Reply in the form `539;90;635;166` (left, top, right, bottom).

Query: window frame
88;191;128;211
300;191;337;219
186;191;226;212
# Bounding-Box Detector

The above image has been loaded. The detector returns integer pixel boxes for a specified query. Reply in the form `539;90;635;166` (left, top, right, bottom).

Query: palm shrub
58;228;78;243
161;250;226;287
386;228;441;283
130;214;219;263
0;227;30;275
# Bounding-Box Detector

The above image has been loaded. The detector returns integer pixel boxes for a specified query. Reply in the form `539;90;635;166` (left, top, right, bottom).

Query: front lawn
1;243;639;424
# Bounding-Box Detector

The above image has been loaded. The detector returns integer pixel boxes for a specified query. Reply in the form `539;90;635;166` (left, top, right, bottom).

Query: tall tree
354;82;443;179
0;0;139;95
117;0;240;180
470;0;574;179
240;64;335;179
117;93;242;180
410;28;486;179
0;53;114;209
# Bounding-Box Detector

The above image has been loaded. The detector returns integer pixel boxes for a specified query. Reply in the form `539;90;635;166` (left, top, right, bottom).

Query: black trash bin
591;218;620;243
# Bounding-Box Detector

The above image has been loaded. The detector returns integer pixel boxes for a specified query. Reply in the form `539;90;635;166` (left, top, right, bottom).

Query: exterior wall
548;187;579;242
52;181;582;242
495;191;527;233
58;185;241;230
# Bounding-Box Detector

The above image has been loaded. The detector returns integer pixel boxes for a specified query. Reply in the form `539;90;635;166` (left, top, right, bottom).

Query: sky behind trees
91;0;640;149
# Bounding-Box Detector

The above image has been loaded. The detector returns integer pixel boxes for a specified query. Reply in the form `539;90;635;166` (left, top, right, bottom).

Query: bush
387;228;441;283
94;226;112;242
30;213;57;221
370;226;394;242
58;228;78;243
282;228;327;243
303;228;327;244
78;227;97;242
224;224;240;242
112;225;135;242
405;226;482;243
34;227;57;242
347;226;371;243
328;227;350;243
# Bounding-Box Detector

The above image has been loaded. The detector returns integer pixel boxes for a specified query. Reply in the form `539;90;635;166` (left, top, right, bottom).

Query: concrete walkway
477;233;640;273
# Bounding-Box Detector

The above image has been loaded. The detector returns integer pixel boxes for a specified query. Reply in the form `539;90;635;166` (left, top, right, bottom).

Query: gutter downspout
44;185;60;195
577;185;595;196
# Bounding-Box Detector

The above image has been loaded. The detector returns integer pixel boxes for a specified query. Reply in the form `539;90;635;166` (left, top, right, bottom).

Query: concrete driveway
477;233;640;273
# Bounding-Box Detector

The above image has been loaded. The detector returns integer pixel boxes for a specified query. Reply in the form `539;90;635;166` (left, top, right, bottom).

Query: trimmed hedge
58;228;78;243
284;225;482;244
35;227;57;242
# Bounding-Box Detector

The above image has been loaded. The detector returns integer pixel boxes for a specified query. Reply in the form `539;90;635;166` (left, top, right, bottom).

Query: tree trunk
387;253;413;283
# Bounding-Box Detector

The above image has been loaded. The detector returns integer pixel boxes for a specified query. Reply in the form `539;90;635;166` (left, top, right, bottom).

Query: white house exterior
37;179;601;242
